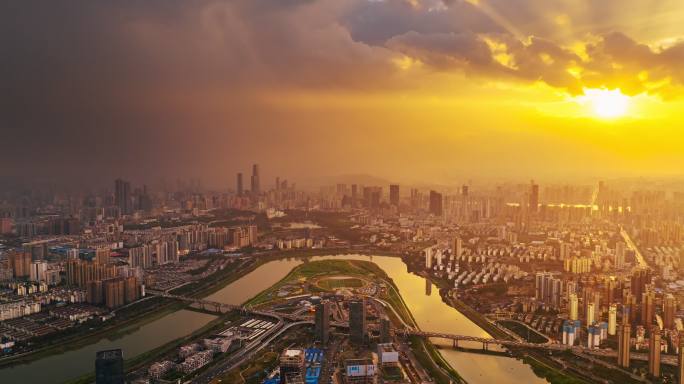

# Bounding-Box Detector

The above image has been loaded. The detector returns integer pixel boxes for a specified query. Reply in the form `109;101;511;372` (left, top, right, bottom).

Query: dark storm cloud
2;0;684;185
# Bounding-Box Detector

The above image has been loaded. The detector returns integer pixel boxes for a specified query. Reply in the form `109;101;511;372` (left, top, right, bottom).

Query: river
1;254;547;383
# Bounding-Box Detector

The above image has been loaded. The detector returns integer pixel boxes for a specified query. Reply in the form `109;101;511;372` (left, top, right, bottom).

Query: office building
389;184;399;207
315;301;330;344
529;182;539;213
649;326;661;377
618;323;631;368
95;349;124;384
251;164;260;195
429;190;443;216
349;299;366;345
236;173;243;196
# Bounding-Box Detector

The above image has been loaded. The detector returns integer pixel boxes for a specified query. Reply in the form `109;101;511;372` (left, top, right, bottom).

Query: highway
620;226;649;269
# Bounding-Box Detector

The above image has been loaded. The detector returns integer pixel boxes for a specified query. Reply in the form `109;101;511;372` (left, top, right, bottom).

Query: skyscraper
315;301;330;344
380;316;391;343
618;323;631;368
389;184;400;207
429;190;443;216
349;299;366;345
236;173;243;196
95;349;124;384
529;182;539;213
648;326;661;377
250;164;260;195
114;179;131;215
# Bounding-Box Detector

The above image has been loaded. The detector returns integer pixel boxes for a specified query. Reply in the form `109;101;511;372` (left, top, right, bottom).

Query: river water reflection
1;254;547;383
1;310;215;383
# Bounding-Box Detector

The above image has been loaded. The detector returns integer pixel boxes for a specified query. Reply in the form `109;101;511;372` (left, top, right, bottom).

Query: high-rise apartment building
104;278;125;309
618;323;631;368
664;294;676;329
29;261;47;282
10;251;31;278
569;293;578;321
586;302;595;325
608;304;617;335
453;237;463;260
649;326;661;377
642;290;655;327
535;272;562;309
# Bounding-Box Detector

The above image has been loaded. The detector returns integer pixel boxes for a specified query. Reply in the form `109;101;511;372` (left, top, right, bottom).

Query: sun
579;88;631;118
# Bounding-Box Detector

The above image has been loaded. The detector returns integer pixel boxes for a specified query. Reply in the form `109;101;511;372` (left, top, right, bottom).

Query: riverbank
434;278;588;384
0;298;182;369
63;312;236;384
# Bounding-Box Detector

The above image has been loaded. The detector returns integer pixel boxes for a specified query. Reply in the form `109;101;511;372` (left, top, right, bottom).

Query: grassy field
245;259;387;306
317;277;364;290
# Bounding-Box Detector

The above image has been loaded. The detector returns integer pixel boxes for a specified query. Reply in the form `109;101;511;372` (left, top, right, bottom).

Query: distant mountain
297;174;393;190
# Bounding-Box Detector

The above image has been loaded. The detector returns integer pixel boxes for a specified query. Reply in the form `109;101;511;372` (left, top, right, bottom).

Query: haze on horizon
3;0;684;187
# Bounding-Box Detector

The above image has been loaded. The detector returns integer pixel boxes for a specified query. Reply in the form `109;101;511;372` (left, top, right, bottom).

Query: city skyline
5;2;684;383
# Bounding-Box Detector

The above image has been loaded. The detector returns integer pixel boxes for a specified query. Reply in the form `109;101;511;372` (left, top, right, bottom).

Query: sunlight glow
579;88;631;119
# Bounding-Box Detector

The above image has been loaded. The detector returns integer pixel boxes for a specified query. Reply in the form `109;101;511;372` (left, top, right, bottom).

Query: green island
240;259;465;384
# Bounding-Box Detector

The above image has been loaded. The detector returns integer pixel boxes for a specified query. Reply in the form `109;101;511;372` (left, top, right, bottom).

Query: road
620;226;649;269
193;320;310;384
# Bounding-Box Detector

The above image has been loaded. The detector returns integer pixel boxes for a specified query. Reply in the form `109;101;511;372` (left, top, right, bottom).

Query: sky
2;0;684;188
